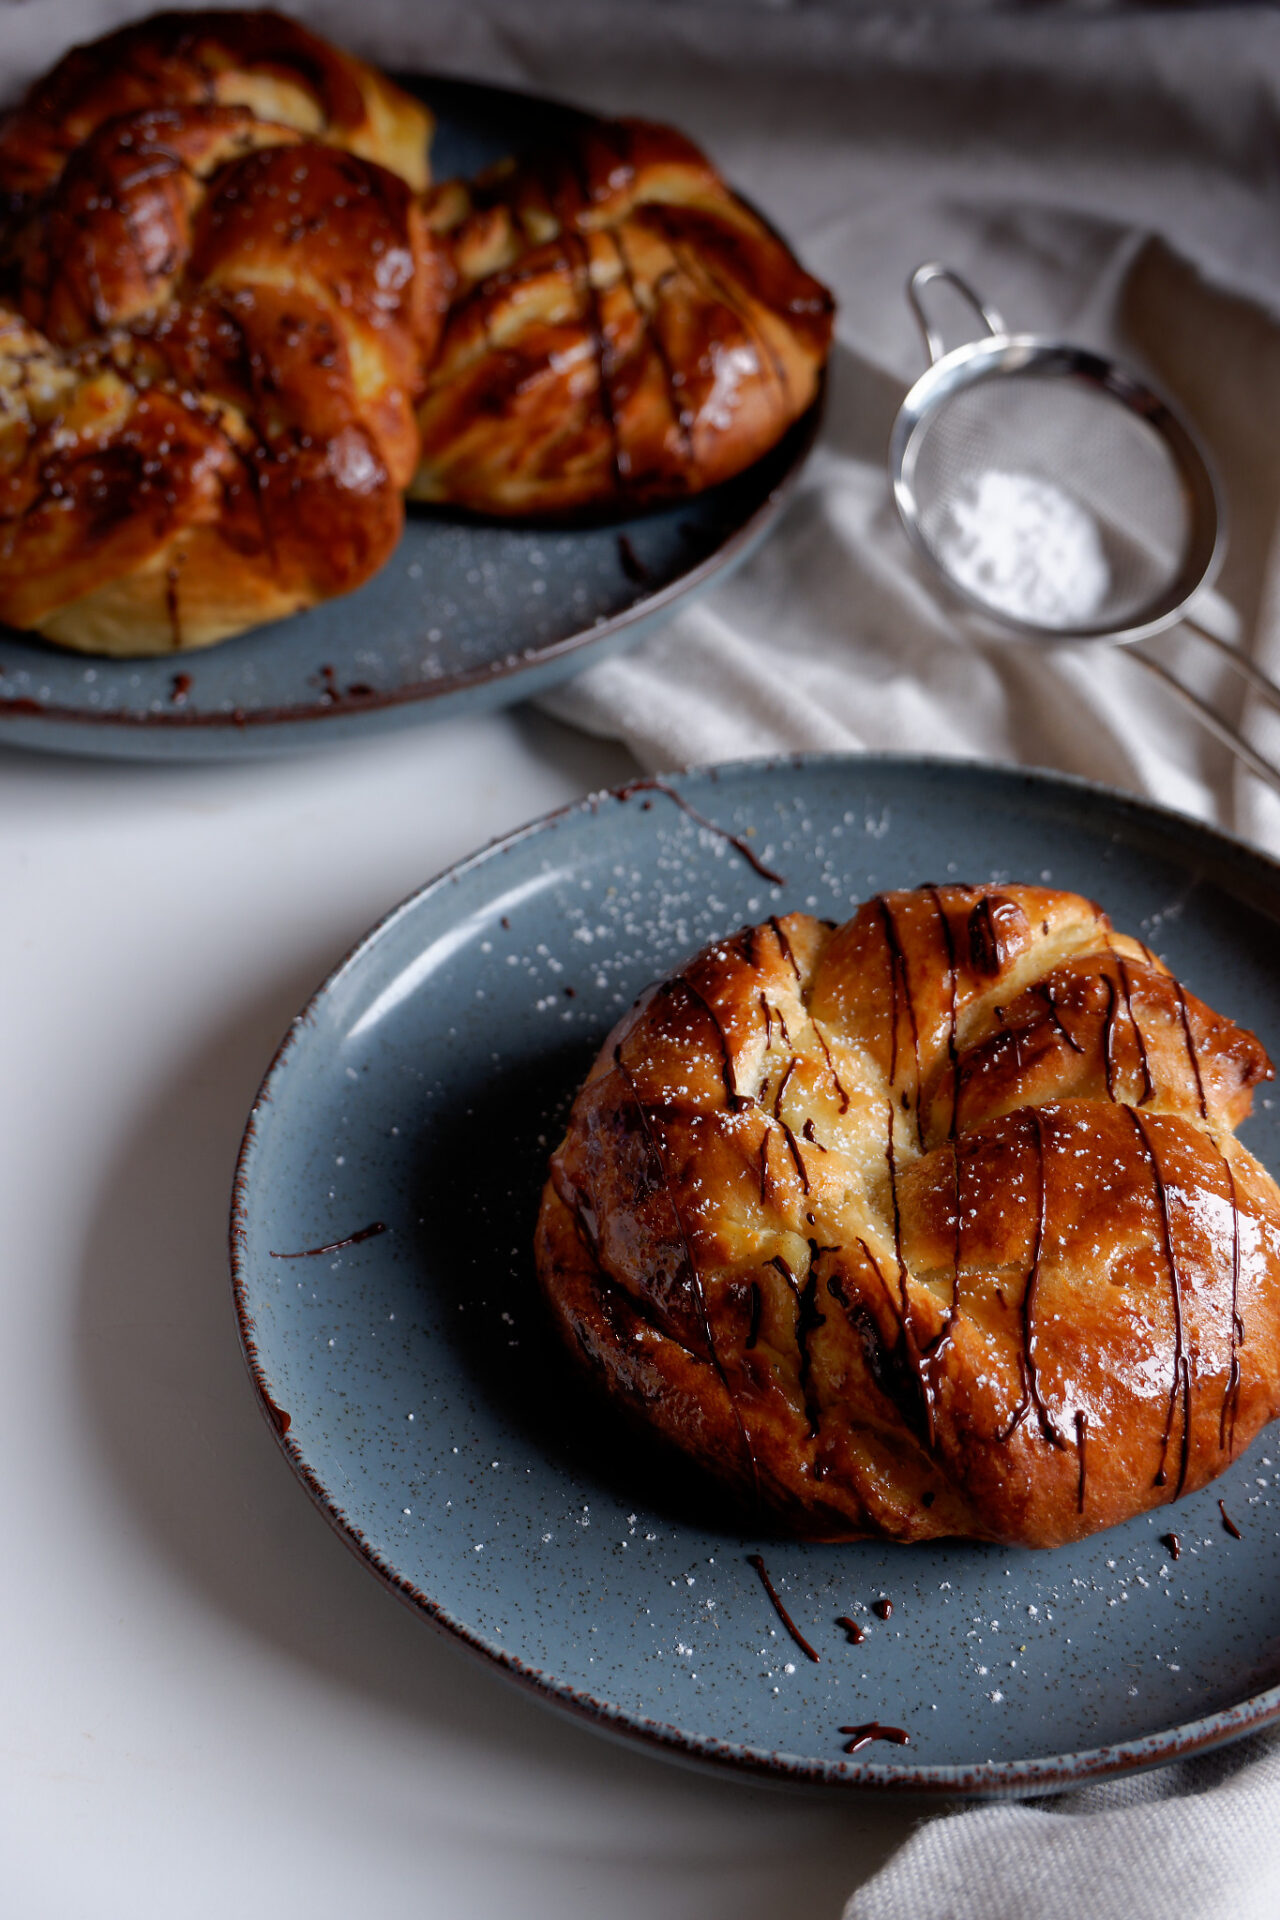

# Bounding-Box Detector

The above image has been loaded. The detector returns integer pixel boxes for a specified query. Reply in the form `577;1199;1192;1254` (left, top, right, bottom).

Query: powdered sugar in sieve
887;262;1280;799
932;469;1110;630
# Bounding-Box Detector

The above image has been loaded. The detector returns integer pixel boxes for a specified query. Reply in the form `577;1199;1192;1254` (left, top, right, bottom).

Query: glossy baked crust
411;117;834;517
536;886;1280;1546
0;7;432;216
0;106;447;653
0;11;440;655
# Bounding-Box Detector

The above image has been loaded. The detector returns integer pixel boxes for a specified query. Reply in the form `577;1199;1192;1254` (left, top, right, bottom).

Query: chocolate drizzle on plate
616;777;784;884
615;532;650;584
836;1615;866;1645
270;1220;387;1258
1218;1499;1242;1539
259;1386;291;1436
747;1553;820;1663
839;1721;910;1754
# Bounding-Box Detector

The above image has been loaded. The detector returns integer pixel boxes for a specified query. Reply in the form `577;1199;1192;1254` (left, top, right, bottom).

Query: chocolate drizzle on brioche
537;884;1280;1548
1130;1109;1193;1496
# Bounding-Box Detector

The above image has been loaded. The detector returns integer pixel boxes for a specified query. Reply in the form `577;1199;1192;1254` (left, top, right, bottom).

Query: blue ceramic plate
0;77;818;761
231;756;1280;1793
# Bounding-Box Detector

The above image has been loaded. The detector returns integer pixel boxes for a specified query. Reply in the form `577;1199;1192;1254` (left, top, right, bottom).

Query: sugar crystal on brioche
535;885;1280;1547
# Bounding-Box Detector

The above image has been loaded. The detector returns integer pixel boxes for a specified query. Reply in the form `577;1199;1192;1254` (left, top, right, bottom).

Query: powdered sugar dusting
935;469;1110;629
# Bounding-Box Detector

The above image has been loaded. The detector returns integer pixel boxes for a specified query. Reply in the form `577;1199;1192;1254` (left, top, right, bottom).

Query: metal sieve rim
889;335;1225;646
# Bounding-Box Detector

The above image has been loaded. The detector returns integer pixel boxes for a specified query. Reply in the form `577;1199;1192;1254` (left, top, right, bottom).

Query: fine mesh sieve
890;264;1280;793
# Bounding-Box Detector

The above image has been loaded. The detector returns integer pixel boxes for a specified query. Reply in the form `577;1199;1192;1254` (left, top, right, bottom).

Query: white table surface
0;711;925;1918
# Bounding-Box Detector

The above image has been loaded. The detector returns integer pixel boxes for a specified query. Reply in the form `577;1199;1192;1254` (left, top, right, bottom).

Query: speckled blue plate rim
0;397;820;753
229;752;1280;1795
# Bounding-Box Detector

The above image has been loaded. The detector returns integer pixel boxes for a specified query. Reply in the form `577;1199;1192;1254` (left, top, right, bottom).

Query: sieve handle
1181;618;1280;716
1126;647;1280;799
907;264;1007;367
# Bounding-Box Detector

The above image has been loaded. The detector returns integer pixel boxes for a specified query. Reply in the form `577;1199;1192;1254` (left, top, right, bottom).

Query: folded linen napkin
14;5;1280;1915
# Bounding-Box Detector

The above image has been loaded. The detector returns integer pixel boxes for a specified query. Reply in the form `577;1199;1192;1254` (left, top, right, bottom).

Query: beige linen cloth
13;3;1280;1914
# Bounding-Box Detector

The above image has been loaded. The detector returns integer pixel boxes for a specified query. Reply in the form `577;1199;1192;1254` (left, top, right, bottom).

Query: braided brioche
0;89;444;652
536;886;1280;1547
0;16;834;650
0;7;432;219
412;117;834;517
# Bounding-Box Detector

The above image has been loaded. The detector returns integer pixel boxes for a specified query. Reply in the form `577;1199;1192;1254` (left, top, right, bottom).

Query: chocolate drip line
769;916;801;981
795;1241;828;1437
926;884;961;1140
568;227;624;496
677;974;749;1110
747;1553;820;1663
773;1054;799;1119
616;777;784;883
1130;1109;1192;1497
1218;1141;1244;1456
839;1722;910;1754
1171;975;1209;1119
614;1049;760;1495
877;895;924;1150
610;218;693;459
1039;979;1085;1056
779;1116;811;1192
1101;973;1119;1100
813;1019;850;1113
270;1220;387;1258
259;1386;291;1435
1074;1409;1088;1514
999;1110;1065;1449
1116;957;1155;1105
745;1280;762;1351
